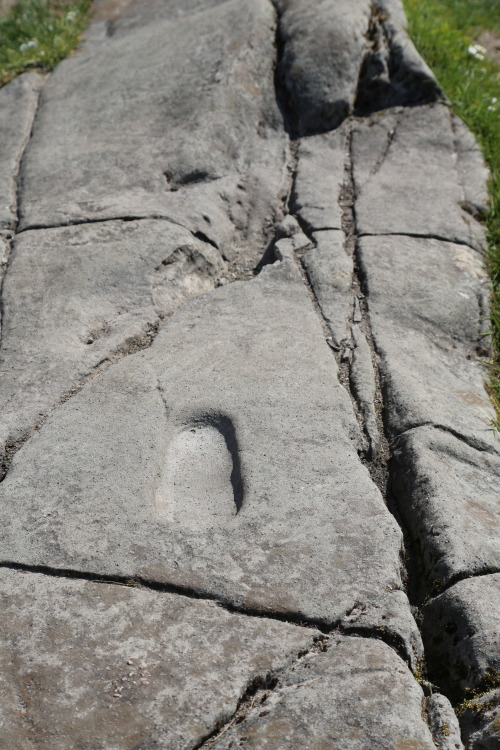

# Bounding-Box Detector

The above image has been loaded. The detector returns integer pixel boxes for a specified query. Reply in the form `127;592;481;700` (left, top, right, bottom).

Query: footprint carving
156;414;243;529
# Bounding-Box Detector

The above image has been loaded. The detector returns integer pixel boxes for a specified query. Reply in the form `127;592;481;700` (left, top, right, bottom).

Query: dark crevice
270;1;299;138
341;125;390;486
191;635;329;750
17;213;202;238
342;104;496;720
253;232;280;273
0;559;424;671
191;673;281;750
336;621;410;667
297;249;368;456
354;2;442;117
165;169;220;191
359;230;486;255
370;112;401;175
0;321;160;483
193;230;219;250
391;421;500;457
426;566;500;604
0;560;331;634
254;139;300;274
342;122;439;684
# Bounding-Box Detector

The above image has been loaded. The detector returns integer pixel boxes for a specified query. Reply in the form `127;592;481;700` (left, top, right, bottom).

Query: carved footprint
156;415;243;529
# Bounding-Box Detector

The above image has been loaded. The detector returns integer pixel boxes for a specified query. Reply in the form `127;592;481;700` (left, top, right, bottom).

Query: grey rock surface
301;230;352;346
0;0;497;743
275;0;439;135
351;104;486;252
291;130;345;231
0;258;422;663
275;0;370;134
358;234;496;450
426;693;465;750
453;114;490;218
392;427;500;592
18;0;288;267
0;219;226;463
211;635;436;749
0;72;43;229
0;568;317;749
356;0;441;114
423;574;500;698
460;690;500;750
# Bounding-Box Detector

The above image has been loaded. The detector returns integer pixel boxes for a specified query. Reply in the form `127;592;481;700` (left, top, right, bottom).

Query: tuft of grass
403;0;500;428
0;0;90;87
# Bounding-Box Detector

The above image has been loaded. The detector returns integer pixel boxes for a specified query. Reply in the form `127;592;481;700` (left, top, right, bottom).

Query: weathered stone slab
351;104;486;252
211;635;435;749
425;693;464;750
291;130;345;232
302;230;352;346
275;0;438;135
275;0;371;135
452;114;490;218
392;427;500;592
423;574;500;698
355;0;441;115
18;0;288;266
460;689;500;750
0;220;225;461
0;259;421;660
358;234;496;450
0;568;317;749
0;71;43;229
358;234;488;347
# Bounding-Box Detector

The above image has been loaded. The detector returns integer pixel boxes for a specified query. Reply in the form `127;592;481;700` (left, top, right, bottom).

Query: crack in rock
355;0;442;116
192;635;329;750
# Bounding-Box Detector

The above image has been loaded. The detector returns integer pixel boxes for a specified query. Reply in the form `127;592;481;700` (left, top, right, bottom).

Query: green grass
403;0;500;427
0;0;90;87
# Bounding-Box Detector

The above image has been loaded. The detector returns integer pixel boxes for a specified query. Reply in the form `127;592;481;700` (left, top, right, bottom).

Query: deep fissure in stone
354;2;442;117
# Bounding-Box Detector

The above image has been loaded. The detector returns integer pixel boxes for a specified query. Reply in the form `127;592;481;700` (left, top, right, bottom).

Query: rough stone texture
392;427;500;592
18;0;288;267
0;219;226;461
351;323;380;458
0;72;44;229
0;568;317;749
0;259;422;663
355;0;441;115
452;114;490;218
291;130;345;231
351;104;486;252
423;575;500;699
0;0;498;743
275;0;439;136
211;636;436;749
460;690;500;750
276;0;371;135
426;693;465;750
302;230;352;346
358;234;496;451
